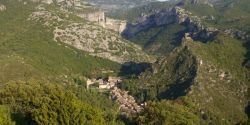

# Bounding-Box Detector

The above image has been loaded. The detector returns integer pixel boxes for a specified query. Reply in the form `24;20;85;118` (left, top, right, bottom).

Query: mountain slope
120;35;250;124
28;2;154;63
84;0;157;12
119;0;250;56
0;0;156;83
0;0;151;82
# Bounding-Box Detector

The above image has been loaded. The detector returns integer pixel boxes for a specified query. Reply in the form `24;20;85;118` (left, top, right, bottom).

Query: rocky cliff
27;0;154;63
77;11;127;33
123;6;219;42
121;36;249;124
37;0;128;33
184;37;249;125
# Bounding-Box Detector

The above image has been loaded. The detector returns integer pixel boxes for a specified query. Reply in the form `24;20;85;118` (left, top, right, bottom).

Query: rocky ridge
27;1;154;63
122;36;249;124
123;3;249;43
76;11;127;33
25;0;127;33
123;6;219;43
187;58;248;124
183;38;248;125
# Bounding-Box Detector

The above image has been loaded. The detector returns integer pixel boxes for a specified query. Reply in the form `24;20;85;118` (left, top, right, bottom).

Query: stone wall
41;0;53;4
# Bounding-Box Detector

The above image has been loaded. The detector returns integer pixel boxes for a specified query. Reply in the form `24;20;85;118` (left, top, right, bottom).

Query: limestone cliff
35;0;127;33
123;6;219;42
27;2;154;63
77;11;127;33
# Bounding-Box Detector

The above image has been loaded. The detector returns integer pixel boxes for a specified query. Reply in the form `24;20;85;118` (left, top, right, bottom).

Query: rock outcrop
187;56;248;125
36;0;127;33
77;11;127;33
224;29;249;40
28;4;154;63
129;40;249;124
41;0;53;4
0;4;6;12
183;39;248;125
53;23;151;63
122;6;219;42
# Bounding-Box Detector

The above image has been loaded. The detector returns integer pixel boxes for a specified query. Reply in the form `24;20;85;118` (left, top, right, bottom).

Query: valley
0;0;250;125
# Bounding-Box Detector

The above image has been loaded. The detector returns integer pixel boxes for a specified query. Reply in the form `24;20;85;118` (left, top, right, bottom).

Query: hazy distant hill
84;0;158;12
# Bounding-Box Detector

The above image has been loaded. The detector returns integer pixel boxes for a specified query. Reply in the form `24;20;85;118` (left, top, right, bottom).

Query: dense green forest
120;35;250;124
0;80;122;125
0;80;206;125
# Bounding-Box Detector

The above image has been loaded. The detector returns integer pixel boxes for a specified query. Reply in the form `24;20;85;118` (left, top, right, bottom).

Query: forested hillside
1;0;250;124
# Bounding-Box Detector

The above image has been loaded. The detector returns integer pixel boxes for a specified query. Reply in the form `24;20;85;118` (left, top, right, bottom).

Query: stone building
86;77;121;89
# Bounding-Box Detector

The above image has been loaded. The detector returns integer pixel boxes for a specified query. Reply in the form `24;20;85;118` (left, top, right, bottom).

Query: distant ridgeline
120;0;250;55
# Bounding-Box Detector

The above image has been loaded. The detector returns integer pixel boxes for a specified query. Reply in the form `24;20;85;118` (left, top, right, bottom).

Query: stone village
86;76;144;114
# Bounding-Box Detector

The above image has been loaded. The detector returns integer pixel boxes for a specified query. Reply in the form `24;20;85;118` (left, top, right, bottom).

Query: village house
86;76;122;89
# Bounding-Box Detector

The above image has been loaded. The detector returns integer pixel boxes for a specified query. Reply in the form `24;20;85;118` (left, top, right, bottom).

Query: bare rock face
122;6;194;38
77;11;127;33
123;6;219;42
41;0;53;4
0;4;6;12
53;23;152;63
28;5;154;63
37;0;126;33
